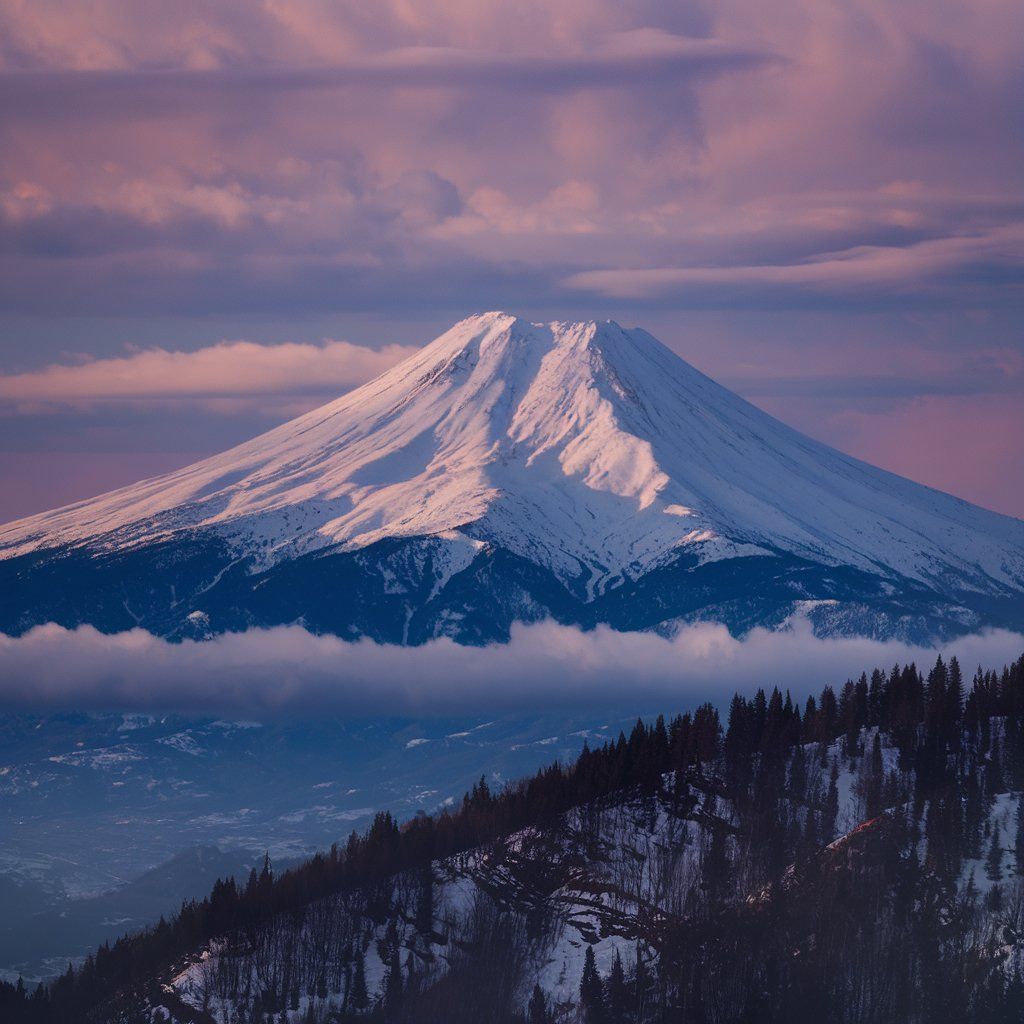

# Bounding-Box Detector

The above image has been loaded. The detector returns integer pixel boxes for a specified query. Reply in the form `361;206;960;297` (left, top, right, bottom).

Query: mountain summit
3;313;1024;642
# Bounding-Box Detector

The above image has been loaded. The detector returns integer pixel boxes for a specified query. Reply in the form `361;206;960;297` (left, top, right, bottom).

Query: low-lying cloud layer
1;621;1021;715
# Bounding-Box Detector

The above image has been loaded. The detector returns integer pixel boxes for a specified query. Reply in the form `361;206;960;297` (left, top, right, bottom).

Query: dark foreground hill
5;650;1024;1023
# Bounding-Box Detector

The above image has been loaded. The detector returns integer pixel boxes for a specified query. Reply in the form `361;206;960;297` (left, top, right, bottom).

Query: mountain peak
406;313;681;420
439;311;640;358
455;310;625;331
2;313;1023;642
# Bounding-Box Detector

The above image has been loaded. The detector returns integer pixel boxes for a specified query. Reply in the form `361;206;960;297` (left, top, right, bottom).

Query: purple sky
1;0;1022;522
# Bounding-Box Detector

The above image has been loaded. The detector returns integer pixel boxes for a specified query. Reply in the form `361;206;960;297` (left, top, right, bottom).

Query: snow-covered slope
167;741;1023;1024
2;312;1023;642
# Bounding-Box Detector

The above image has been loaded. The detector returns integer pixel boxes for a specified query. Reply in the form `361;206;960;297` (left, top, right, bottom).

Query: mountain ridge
2;312;1023;643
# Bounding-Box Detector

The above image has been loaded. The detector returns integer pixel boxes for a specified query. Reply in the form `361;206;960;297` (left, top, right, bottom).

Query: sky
1;0;1022;523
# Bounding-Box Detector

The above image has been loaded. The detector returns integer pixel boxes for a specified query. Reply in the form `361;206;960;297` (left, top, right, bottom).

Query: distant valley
0;710;617;980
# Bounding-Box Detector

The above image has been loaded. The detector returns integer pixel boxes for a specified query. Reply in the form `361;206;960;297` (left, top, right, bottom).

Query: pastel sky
1;0;1022;522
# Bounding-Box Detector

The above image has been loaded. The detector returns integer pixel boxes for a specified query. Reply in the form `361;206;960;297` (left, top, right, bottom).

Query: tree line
2;651;1023;1023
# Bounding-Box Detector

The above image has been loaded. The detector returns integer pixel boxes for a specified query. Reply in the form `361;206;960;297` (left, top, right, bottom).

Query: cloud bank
1;621;1021;715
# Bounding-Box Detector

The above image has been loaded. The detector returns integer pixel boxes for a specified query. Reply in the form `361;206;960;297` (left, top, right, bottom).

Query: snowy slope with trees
8;651;1024;1023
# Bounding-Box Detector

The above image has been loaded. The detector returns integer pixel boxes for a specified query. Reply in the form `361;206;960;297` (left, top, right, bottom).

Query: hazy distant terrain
0;710;616;980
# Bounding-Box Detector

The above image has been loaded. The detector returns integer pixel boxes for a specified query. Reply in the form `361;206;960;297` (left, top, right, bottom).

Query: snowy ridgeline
172;791;709;1021
3;312;1024;645
168;729;1024;1024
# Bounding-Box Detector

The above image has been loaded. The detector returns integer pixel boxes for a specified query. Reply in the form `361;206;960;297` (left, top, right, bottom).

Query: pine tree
797;808;818;868
823;760;840;837
383;946;403;1010
946;657;964;748
986;825;1004;882
580;945;605;1023
342;963;352;1009
803;694;819;742
868;669;885;727
988;736;1006;796
987;882;1005;914
415;865;434;936
789;740;808;803
404;951;419;1001
351;948;369;1011
963;869;978;910
702;821;730;906
1005;970;1024;1019
633;949;651;1022
606;950;628;1023
1016;799;1024;875
527;983;550;1024
819;686;839;742
865;732;884;818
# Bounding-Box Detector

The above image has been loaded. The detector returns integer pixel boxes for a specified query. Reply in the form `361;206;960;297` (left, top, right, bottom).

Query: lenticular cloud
1;620;1021;714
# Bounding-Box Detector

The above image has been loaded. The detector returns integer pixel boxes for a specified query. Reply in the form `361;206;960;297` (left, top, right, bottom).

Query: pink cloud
2;0;1018;296
0;339;416;405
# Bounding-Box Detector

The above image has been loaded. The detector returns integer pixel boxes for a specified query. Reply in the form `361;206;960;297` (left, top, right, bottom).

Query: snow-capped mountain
2;312;1023;642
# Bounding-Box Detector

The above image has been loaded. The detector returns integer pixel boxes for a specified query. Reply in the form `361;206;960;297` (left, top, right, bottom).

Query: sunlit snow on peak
2;312;1024;603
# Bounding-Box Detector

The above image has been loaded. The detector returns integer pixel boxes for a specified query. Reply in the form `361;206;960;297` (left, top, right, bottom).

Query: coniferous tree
819;685;839;742
605;950;628;1024
796;807;819;868
803;694;819;742
702;816;731;906
580;945;605;1023
992;735;1007;796
415;865;434;937
868;669;885;727
946;657;964;749
1016;799;1024;875
823;760;840;837
633;949;651;1023
986;826;1004;882
789;739;808;803
350;948;369;1011
865;731;884;818
527;983;550;1024
383;946;403;1011
342;962;352;1009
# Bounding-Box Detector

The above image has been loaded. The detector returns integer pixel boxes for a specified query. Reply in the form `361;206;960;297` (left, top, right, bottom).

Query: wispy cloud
0;620;1020;714
0;32;776;108
565;224;1024;299
0;339;414;408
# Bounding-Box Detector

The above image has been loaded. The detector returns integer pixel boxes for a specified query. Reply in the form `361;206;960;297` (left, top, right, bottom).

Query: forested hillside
5;652;1024;1023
